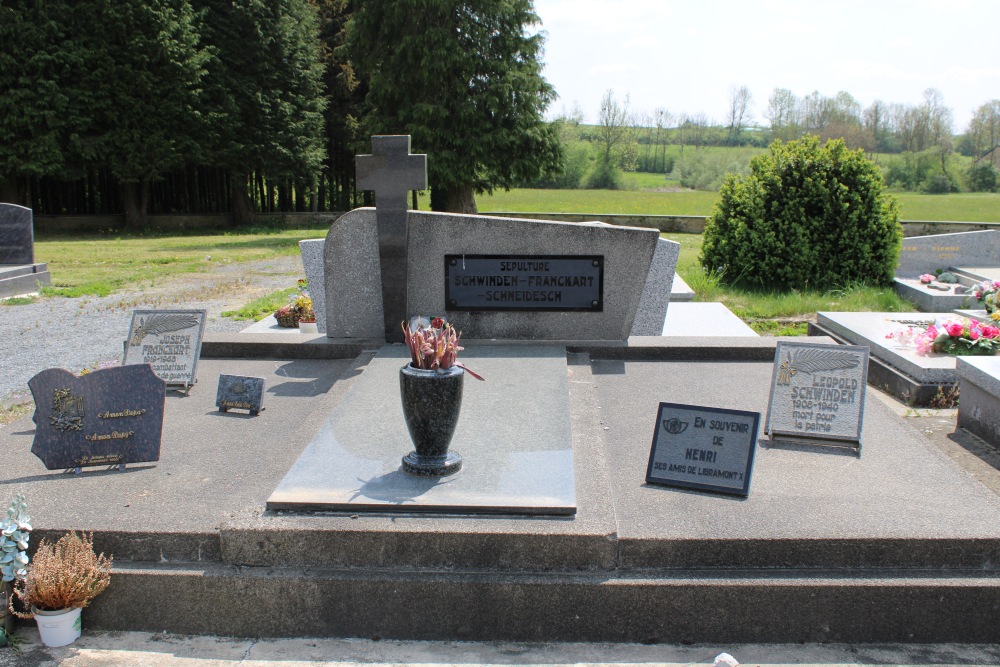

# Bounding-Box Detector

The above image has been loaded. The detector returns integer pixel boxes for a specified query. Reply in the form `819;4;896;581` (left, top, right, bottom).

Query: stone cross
355;136;428;343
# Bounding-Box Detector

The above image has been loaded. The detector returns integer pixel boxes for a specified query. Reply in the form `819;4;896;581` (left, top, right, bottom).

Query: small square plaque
764;341;869;452
123;309;207;388
216;375;265;415
645;402;760;497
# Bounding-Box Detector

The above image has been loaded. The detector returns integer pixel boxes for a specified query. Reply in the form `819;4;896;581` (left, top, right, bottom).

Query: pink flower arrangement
908;318;1000;356
401;317;485;380
919;274;935;284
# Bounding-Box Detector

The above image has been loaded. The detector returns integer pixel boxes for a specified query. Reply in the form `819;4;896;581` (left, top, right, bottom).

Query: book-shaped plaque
28;365;165;470
216;375;265;415
764;341;869;453
123;309;206;388
645;402;760;497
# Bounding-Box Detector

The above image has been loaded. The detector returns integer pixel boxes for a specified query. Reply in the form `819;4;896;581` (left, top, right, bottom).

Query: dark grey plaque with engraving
216;375;264;415
28;365;165;471
645;402;759;497
445;255;603;311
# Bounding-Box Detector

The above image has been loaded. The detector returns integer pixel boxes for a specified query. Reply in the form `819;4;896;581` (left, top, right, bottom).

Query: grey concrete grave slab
959;266;1000;282
0;202;35;264
324;208;659;341
592;356;1000;569
669;272;694;301
239;314;306;334
268;344;576;515
662;302;758;337
894;277;972;311
896;230;1000;278
816;311;957;384
958;356;1000;448
954;308;994;323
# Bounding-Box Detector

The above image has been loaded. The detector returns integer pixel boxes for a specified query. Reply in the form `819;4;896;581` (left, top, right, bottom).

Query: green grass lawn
30;224;328;298
476;187;1000;222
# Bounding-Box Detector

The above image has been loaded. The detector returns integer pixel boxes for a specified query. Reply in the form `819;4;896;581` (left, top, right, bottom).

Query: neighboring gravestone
355;136;428;343
324;208;659;341
123;309;207;388
298;239;327;333
216;374;265;415
0;203;51;298
0;203;34;265
631;236;680;335
27;365;165;470
896;230;1000;278
765;340;869;452
645;402;759;496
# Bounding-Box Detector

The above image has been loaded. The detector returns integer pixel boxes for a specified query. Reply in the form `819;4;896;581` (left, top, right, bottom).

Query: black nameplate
645;402;760;497
27;365;165;471
216;375;265;415
444;255;603;312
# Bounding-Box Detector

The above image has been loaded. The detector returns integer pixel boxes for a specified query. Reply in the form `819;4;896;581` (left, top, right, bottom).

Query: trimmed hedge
700;136;902;290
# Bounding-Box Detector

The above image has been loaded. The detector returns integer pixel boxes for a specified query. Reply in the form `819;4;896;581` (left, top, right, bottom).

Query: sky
532;0;999;130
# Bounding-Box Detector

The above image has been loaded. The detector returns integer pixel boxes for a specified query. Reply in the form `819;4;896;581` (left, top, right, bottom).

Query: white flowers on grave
0;494;31;584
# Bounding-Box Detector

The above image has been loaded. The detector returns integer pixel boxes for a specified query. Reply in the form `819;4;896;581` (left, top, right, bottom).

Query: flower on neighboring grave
968;279;1000;313
919;273;935;284
917;318;1000;356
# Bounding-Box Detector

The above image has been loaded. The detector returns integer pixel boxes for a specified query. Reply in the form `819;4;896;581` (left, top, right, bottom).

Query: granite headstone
0;203;33;265
765;341;869;451
28;365;165;470
645;402;759;496
216;375;265;415
123;309;207;388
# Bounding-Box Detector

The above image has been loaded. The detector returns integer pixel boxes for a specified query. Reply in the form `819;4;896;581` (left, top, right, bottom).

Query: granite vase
399;364;464;477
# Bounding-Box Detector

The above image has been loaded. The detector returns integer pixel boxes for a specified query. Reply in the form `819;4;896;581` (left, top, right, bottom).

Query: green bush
585;159;623;190
700;136;902;290
966;163;999;193
920;172;959;194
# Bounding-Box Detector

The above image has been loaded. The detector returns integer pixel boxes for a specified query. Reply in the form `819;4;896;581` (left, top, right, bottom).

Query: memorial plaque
216;375;265;415
123;309;206;388
765;341;869;452
27;365;165;470
645;402;760;496
445;255;603;312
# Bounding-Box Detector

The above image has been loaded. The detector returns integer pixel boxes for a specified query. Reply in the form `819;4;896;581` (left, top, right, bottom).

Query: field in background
476;186;1000;222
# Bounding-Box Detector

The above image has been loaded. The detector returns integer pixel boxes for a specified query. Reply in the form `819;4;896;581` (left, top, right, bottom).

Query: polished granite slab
267;344;576;515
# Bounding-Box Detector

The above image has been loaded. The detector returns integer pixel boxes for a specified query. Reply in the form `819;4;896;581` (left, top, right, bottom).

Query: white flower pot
33;606;82;647
299;321;319;334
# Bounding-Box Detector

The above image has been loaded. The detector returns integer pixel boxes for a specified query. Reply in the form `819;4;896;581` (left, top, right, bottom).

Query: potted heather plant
10;531;112;647
399;316;483;477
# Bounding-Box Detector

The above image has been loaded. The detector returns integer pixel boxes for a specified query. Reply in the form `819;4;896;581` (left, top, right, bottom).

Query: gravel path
1;254;303;407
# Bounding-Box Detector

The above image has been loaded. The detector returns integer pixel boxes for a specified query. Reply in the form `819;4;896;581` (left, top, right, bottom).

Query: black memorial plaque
645;402;760;497
445;255;603;312
216;375;265;415
28;365;166;471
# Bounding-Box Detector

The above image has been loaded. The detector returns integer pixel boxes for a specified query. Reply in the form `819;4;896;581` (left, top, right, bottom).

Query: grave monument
893;229;1000;312
0;203;51;298
6;140;1000;645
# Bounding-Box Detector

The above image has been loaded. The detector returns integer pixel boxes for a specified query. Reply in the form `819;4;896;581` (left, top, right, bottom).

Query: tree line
0;0;560;226
540;88;1000;194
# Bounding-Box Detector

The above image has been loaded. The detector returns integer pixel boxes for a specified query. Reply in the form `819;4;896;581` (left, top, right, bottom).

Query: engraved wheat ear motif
776;348;860;385
129;313;199;346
